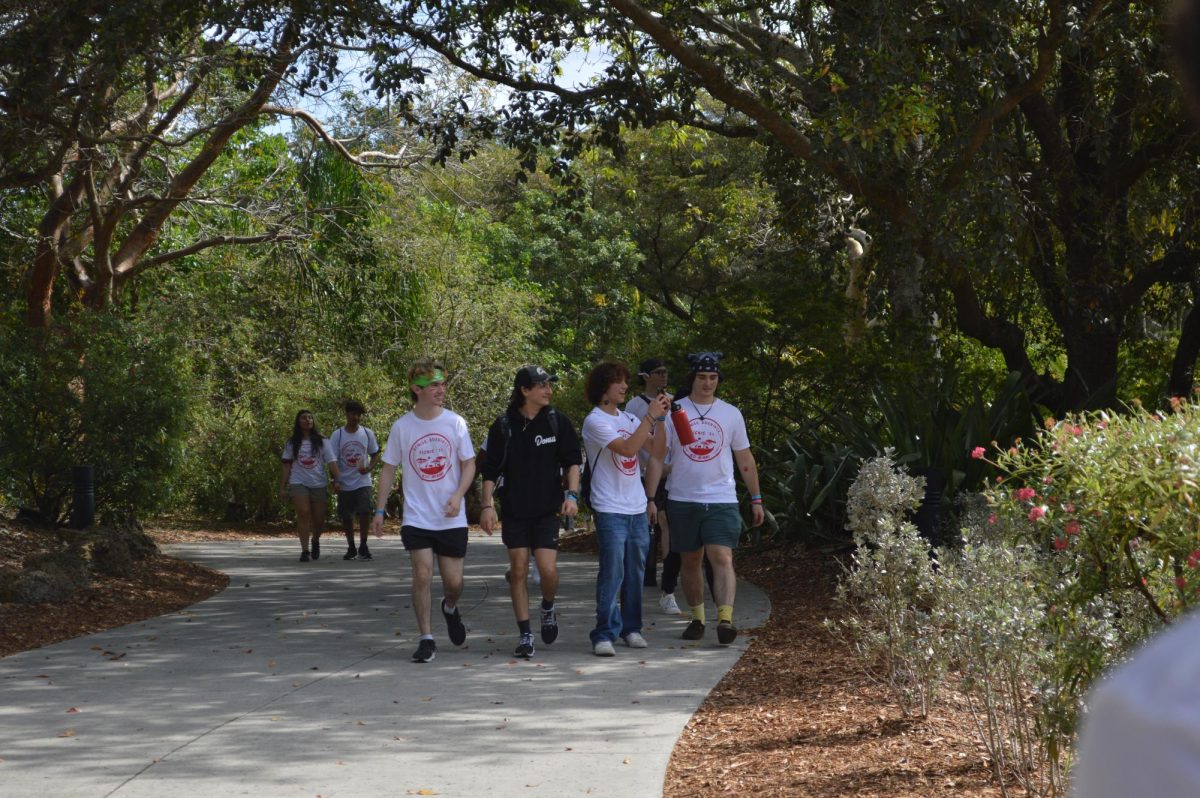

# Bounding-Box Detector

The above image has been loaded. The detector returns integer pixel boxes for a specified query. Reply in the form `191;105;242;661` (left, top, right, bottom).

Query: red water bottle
670;399;696;446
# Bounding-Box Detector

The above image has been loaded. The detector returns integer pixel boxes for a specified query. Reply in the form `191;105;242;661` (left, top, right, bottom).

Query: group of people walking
278;354;764;662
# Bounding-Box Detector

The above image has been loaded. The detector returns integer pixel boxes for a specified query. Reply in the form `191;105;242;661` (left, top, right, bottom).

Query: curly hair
585;361;632;406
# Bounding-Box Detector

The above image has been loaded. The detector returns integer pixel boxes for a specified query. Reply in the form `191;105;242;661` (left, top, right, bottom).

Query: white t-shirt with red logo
664;397;750;504
381;409;475;530
332;426;380;491
282;437;337;488
582;407;650;515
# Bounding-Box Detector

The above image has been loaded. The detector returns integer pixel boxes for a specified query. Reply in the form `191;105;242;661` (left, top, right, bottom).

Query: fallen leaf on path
65;707;79;713
58;729;75;738
356;720;365;726
622;758;631;764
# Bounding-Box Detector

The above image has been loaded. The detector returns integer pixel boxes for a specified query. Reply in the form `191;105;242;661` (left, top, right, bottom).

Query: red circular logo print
298;441;319;469
683;418;724;462
409;433;452;482
340;440;365;467
609;427;640;476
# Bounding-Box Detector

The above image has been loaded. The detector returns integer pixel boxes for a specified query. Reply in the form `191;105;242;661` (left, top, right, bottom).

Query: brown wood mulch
1;519;1005;796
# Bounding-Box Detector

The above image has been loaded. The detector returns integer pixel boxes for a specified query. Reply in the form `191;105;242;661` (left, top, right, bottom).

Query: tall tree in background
370;0;1200;412
0;0;419;328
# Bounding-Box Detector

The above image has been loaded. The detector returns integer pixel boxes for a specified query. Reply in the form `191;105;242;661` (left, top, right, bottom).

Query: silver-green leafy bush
830;452;942;717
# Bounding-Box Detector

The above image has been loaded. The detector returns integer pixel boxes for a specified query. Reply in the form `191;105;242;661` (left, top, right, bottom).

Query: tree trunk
1062;325;1121;411
1169;294;1200;398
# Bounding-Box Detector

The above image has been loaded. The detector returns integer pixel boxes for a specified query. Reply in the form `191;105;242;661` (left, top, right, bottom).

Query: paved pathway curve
0;534;770;797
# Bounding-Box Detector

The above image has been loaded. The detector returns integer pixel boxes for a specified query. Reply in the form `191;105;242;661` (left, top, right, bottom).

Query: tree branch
942;0;1067;191
129;232;304;277
260;104;417;167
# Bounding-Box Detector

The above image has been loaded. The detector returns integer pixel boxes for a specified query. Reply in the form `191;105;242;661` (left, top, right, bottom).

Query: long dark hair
287;409;325;461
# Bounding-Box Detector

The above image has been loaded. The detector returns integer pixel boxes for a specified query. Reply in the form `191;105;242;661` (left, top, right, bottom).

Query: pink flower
1178;577;1189;591
971;446;986;459
1053;536;1068;551
1009;447;1018;456
1187;550;1200;569
1064;520;1081;536
1071;425;1083;436
1028;506;1047;522
1015;487;1037;502
1064;503;1076;513
987;513;998;526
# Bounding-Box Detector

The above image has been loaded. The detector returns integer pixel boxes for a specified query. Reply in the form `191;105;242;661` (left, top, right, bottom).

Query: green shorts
666;500;742;551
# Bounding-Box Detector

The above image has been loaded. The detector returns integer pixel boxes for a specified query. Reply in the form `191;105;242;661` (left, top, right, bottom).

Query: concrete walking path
0;534;770;797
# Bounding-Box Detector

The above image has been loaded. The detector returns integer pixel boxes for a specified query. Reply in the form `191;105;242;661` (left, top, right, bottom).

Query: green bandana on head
413;370;446;388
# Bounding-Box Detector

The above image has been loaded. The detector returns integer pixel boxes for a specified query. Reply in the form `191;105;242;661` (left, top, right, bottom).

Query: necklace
689;397;716;422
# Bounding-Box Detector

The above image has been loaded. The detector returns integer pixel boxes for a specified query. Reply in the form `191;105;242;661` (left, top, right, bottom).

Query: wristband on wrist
374;509;386;516
750;498;764;505
482;505;493;509
565;490;579;501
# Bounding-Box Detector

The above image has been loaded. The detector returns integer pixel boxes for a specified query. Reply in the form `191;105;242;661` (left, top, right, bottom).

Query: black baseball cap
638;358;667;375
514;364;558;389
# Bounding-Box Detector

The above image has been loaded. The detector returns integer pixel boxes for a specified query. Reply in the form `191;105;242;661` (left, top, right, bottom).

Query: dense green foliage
0;306;190;520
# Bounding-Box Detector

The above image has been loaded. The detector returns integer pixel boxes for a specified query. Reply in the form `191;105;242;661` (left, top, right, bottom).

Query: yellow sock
690;604;706;623
718;604;734;624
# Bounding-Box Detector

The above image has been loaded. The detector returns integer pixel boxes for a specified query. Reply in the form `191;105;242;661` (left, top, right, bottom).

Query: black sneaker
682;619;705;640
514;632;535;659
442;600;466;646
357;546;373;561
540;607;558;644
717;620;738;645
311;537;320;560
299;550;310;562
343;546;357;560
412;638;437;663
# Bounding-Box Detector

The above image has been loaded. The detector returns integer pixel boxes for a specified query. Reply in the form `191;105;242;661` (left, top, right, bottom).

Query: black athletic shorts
400;525;469;558
500;514;560;551
336;486;373;520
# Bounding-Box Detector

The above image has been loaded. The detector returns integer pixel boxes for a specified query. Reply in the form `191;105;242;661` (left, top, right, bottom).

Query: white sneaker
623;632;648;649
659;593;681;615
593;639;616;657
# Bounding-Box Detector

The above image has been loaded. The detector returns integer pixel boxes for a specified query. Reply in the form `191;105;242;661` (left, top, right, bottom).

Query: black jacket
480;406;582;520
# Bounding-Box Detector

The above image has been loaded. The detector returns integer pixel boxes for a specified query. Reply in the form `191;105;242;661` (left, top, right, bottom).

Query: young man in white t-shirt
625;357;686;612
332;400;381;561
581;362;671;656
371;360;476;663
648;352;765;646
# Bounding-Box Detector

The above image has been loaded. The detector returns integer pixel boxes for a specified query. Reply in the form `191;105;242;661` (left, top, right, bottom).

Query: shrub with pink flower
1028;505;1047;522
1015;487;1037;502
971;446;986;459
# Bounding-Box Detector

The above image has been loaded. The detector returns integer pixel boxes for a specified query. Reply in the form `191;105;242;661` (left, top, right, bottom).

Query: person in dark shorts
371;360;476;663
647;352;765;646
479;365;582;659
331;400;381;560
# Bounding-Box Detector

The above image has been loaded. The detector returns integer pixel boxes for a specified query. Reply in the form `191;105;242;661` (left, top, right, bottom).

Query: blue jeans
590;511;650;644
